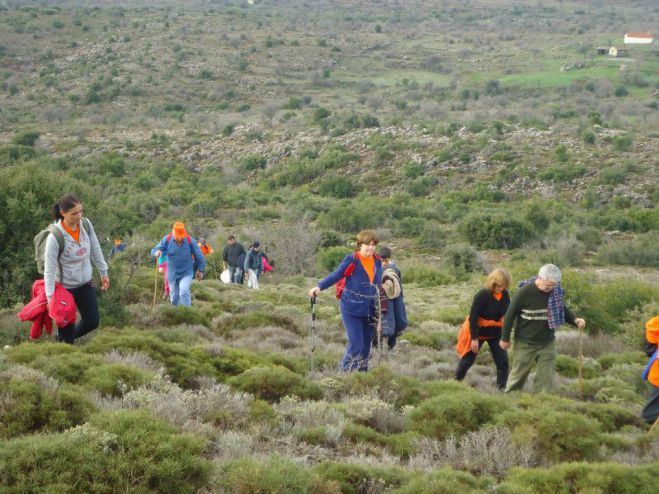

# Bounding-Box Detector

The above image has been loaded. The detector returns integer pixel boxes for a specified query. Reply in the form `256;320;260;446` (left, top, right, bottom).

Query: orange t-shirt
61;222;80;243
493;291;503;301
358;253;375;283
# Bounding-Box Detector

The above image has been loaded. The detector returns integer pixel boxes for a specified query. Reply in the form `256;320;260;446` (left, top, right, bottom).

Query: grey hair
538;264;562;283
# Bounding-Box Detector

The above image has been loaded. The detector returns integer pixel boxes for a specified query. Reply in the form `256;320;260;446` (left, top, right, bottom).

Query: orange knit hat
172;221;187;241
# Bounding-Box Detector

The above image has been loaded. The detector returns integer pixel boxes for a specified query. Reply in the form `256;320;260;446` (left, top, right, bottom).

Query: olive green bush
0;375;95;439
389;467;493;494
228;365;322;401
0;410;212;494
315;461;411;494
407;389;510;439
459;213;532;249
499;461;657;494
216;455;340;494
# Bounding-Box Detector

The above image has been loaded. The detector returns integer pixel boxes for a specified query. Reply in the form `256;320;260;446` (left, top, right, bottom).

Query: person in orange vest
198;237;213;257
641;316;659;424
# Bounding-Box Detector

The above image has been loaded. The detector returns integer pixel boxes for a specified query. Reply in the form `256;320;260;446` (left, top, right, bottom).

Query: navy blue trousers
341;312;376;372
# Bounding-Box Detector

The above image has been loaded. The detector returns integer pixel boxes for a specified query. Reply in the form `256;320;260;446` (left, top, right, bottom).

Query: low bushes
389;467;492;494
0;375;95;439
216;455;340;494
315;461;411;494
228;365;323;401
407;389;510;439
0;410;212;493
499;461;657;494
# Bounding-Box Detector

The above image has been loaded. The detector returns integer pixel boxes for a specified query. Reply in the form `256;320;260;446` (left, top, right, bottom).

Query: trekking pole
309;295;316;373
578;325;584;397
152;257;159;312
649;415;659;434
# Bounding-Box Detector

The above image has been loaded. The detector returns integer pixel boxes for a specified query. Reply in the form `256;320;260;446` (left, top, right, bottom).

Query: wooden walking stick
578;325;584;397
649;415;659;434
152;257;159;312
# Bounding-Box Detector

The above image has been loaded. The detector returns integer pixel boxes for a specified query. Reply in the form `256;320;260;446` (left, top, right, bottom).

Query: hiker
194;237;213;276
109;238;127;258
43;194;109;344
308;229;383;372
158;253;170;298
222;235;246;284
198;237;213;256
151;222;205;307
373;245;407;351
455;268;511;390
500;264;586;393
244;240;264;289
641;316;659;425
260;250;273;273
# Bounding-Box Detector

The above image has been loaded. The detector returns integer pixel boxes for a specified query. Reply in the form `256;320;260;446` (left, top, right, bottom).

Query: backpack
335;252;359;300
35;218;91;277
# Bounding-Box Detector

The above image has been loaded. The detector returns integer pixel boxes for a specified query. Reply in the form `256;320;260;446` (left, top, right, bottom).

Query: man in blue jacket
152;222;205;307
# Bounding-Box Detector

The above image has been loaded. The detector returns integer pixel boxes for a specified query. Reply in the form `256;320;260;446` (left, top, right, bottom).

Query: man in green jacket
500;264;586;393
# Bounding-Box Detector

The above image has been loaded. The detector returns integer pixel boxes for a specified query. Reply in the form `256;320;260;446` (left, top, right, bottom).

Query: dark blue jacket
318;253;382;318
151;235;205;279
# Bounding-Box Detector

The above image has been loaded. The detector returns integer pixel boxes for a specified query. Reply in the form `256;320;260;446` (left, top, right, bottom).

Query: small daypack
35;219;91;277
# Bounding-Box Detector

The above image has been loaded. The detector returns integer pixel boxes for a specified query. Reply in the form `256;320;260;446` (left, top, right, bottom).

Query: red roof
625;32;653;38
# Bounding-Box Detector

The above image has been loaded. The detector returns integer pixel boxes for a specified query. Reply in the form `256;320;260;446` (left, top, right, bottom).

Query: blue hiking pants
341;312;376;372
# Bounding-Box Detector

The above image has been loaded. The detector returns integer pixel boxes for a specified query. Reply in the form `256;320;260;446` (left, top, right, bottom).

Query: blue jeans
229;266;243;284
341;312;376;372
57;282;99;344
168;274;193;306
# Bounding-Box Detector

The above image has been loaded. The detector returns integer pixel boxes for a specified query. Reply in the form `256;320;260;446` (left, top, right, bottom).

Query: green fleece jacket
502;283;576;345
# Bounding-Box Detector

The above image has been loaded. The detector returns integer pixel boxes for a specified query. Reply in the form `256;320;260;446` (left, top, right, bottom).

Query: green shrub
0;377;95;438
342;423;418;458
499;407;603;462
612;134;633;151
215;311;301;337
82;363;153;396
11;131;40;146
460;213;532;249
443;243;481;275
317;246;352;272
407;390;509;439
238;154;267;172
318;176;356;198
500;462;657;494
598;233;659;268
554;354;598;379
390;467;493;494
0;410;212;493
160;305;211;328
315;461;411;494
217;455;339;493
228;365;322;401
403;264;454;286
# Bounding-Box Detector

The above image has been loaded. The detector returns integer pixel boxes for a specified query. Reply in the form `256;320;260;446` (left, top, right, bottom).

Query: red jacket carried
18;280;76;340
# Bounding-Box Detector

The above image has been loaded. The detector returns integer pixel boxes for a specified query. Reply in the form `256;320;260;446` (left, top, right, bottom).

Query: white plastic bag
220;269;231;284
247;269;259;289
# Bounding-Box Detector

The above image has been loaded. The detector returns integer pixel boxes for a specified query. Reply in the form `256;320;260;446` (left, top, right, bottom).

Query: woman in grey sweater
43;194;109;344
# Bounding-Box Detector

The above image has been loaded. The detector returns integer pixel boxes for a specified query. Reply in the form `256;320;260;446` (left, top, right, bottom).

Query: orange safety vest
645;316;659;387
456;316;504;358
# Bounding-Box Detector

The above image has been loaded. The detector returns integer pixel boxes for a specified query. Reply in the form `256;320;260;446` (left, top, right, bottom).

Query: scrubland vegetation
0;0;657;492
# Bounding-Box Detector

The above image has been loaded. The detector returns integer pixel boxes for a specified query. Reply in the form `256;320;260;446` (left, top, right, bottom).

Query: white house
624;32;653;44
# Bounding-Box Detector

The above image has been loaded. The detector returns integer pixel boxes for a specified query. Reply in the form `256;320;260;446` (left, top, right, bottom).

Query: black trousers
455;337;509;389
57;282;100;344
642;383;659;424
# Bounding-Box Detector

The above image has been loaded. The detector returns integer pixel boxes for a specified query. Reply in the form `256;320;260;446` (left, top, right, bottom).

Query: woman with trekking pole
43;194;110;344
308;230;383;372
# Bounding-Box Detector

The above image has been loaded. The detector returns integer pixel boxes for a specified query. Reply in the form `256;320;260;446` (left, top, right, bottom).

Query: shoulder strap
81;217;91;235
46;224;65;283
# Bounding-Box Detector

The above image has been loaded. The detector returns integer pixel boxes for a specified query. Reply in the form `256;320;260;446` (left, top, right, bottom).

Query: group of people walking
20;196;659;426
